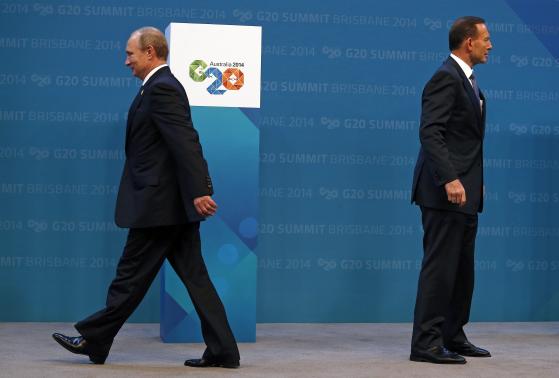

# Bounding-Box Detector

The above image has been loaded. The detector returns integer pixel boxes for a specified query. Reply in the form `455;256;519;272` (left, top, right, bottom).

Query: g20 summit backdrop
1;0;558;325
161;22;261;342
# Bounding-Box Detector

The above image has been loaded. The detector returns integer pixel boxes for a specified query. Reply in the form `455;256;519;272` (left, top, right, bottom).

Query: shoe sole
88;354;108;364
185;363;239;369
410;355;466;364
212;363;239;369
453;354;491;358
184;360;240;369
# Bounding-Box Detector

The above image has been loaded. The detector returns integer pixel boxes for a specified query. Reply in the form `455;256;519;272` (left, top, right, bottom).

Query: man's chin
477;57;488;65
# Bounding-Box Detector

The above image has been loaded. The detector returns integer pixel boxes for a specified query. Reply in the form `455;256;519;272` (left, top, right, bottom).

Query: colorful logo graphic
189;59;245;95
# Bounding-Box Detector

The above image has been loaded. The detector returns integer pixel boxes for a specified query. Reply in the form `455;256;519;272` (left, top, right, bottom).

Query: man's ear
465;37;473;52
146;45;154;59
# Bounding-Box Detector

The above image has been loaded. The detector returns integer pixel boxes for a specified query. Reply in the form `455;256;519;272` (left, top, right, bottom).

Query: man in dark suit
52;27;240;368
410;16;493;364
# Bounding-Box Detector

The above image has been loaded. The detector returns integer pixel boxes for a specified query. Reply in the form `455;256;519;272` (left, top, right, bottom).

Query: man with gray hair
52;26;240;369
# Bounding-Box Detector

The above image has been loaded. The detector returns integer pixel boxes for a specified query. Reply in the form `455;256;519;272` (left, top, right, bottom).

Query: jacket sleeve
419;69;458;186
149;82;214;198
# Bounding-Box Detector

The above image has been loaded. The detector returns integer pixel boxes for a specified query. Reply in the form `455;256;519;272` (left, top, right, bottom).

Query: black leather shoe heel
88;353;108;364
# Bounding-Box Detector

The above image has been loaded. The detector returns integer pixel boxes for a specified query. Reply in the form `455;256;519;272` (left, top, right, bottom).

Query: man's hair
449;16;486;51
132;27;169;60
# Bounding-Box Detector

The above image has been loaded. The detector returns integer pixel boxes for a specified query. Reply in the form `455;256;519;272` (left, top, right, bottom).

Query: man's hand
193;196;218;217
444;179;466;207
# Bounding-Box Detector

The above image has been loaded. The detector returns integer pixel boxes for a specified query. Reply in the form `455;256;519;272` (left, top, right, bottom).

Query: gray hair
131;27;169;59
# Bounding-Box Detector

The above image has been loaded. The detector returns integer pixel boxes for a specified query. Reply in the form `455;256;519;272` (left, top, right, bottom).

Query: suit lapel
125;88;143;153
124;66;171;153
462;75;483;124
479;90;486;138
446;58;483;129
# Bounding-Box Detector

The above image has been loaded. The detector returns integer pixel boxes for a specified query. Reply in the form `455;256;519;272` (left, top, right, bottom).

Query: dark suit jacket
411;57;486;215
115;66;213;228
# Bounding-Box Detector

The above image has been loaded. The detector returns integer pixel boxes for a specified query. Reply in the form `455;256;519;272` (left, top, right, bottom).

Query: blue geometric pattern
160;107;258;342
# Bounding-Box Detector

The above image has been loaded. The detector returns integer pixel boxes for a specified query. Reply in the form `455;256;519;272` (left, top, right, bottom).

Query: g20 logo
189;59;245;95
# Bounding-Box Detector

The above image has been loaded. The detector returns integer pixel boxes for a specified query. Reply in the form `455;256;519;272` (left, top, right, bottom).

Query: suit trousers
75;223;239;362
411;206;478;351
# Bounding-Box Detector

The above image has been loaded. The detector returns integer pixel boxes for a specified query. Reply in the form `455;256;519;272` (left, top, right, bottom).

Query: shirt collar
450;54;473;79
142;64;168;86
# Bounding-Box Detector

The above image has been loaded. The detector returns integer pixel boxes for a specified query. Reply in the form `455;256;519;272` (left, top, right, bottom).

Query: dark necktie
469;73;482;110
128;85;144;114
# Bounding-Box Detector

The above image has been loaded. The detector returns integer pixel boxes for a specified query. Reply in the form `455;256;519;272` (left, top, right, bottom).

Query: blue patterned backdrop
1;0;558;323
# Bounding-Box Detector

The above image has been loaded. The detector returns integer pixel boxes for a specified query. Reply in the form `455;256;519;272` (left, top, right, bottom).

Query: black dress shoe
184;358;240;369
410;346;466;364
447;341;491;357
52;333;110;364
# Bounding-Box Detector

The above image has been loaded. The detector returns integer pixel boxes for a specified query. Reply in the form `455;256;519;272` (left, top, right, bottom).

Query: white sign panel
166;23;261;108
